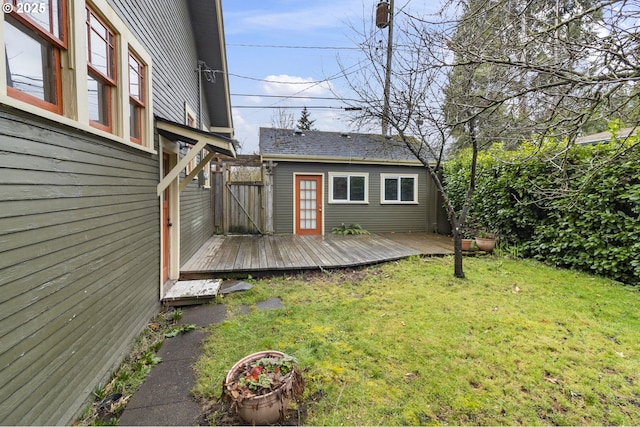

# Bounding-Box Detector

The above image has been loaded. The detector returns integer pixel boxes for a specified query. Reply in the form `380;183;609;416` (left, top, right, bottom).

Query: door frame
162;153;171;284
159;141;180;299
293;173;324;235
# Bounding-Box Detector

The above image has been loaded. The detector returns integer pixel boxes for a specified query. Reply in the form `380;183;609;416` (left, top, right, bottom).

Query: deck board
180;233;453;278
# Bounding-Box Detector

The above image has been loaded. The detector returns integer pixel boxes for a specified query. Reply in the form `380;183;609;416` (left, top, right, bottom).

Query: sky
220;0;440;154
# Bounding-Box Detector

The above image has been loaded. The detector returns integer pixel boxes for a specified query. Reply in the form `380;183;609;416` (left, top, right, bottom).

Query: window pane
350;176;365;201
384;178;398;201
401;177;415;201
130;102;141;140
87;8;114;79
88;73;109;125
89;30;108;74
129;53;144;102
333;176;347;200
29;0;63;38
5;18;57;104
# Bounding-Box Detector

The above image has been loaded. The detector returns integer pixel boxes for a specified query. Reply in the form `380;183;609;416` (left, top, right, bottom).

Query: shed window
329;173;368;203
381;174;418;204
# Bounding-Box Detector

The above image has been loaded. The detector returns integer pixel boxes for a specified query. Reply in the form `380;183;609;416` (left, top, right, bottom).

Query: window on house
184;105;198;174
86;5;116;132
4;0;65;113
186;110;196;128
128;50;145;144
2;0;153;150
381;174;418;203
329;173;368;203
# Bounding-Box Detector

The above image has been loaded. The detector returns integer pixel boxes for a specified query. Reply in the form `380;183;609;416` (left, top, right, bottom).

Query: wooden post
212;164;223;234
264;161;274;234
222;163;229;234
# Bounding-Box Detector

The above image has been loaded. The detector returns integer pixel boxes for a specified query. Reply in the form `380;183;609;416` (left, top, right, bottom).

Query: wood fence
212;156;273;235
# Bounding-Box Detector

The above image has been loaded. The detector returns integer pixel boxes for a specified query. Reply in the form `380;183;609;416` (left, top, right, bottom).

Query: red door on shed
295;175;322;235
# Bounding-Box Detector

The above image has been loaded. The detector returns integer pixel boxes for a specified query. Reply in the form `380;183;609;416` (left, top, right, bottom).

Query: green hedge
444;133;640;285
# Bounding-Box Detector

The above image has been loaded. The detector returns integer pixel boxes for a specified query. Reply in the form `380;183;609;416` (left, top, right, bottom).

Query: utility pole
378;0;394;136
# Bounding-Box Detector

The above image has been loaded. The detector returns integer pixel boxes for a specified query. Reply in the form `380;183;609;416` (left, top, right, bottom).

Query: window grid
128;50;145;144
329;173;368;203
8;0;66;46
299;179;317;230
381;174;418;204
2;0;153;149
86;5;116;132
5;0;65;113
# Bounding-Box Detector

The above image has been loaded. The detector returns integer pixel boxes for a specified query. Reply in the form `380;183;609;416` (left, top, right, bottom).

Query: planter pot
475;237;496;252
461;239;473;251
224;350;297;425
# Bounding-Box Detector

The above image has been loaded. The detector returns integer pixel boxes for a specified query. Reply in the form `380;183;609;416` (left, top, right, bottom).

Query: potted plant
223;350;303;425
475;230;497;252
459;226;474;251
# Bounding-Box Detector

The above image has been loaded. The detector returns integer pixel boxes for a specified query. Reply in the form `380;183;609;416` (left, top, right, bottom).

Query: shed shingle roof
259;128;422;164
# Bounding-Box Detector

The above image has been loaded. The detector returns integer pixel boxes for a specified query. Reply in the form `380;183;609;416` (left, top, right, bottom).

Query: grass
194;256;640;425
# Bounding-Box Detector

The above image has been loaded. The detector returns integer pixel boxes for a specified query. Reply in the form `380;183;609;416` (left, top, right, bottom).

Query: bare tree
270;108;295;129
341;0;639;278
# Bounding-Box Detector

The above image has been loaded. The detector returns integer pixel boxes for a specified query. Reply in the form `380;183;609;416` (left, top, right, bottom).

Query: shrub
331;223;370;235
444;130;640;285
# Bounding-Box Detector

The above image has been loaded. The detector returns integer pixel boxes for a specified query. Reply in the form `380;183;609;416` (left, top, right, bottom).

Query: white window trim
185;102;197;127
0;0;155;153
328;172;369;204
183;103;199;174
380;173;419;204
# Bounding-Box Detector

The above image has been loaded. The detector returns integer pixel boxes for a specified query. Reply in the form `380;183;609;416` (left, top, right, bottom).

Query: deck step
162;279;221;306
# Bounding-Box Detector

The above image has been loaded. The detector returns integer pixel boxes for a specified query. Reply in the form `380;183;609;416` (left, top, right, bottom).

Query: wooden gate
212;156;273;235
226;181;262;234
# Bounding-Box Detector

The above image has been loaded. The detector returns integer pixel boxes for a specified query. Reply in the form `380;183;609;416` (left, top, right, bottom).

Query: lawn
193;256;640;425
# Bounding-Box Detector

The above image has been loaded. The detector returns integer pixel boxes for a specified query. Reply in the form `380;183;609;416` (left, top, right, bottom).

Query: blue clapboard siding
0;109;160;424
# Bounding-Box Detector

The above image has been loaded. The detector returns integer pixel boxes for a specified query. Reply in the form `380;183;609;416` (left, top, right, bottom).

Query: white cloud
231;109;261;154
260;74;334;98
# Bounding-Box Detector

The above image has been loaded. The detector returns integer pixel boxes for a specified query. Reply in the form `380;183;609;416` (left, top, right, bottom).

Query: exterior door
295;175;322;235
162;153;170;283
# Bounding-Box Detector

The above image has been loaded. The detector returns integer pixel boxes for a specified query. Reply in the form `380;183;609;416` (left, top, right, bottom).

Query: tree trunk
452;227;465;278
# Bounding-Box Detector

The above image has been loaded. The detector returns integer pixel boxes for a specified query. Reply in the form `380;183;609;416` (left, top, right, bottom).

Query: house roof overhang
156;116;236;196
187;0;233;137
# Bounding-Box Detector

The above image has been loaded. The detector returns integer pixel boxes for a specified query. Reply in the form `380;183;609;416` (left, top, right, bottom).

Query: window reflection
5;17;56;104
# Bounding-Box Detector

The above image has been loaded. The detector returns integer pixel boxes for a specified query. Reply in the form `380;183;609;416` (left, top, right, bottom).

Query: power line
228;43;360;50
226;56;369;86
231;93;362;102
227;72;338;85
233;105;362;110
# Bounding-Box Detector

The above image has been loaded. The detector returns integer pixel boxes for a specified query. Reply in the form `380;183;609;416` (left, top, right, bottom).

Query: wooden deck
180;233;453;278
